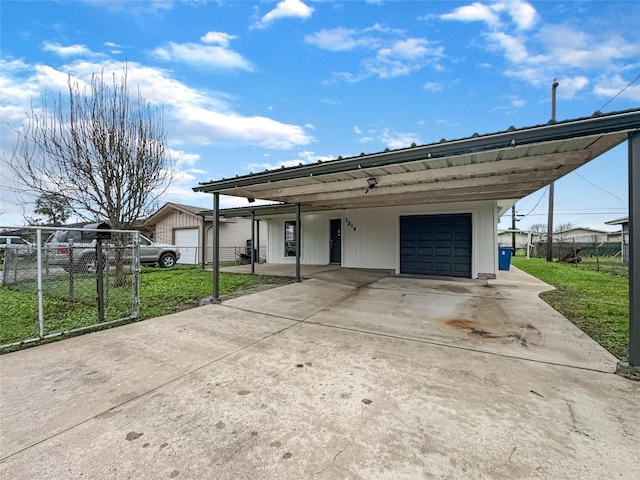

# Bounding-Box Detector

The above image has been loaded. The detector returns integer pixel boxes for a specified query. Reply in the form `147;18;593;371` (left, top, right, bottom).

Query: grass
0;265;291;351
511;255;629;360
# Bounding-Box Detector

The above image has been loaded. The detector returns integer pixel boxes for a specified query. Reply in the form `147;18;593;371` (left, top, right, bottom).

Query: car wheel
159;253;176;268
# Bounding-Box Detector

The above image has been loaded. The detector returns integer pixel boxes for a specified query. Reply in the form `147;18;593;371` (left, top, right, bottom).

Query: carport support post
201;213;206;269
296;203;301;282
618;130;640;380
256;219;261;264
251;209;255;274
212;192;220;303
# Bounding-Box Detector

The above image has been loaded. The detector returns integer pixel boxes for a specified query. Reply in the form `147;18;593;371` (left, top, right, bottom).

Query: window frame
284;220;299;257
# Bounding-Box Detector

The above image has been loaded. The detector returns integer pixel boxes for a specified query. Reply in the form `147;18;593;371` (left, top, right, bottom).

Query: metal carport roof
194;109;640;210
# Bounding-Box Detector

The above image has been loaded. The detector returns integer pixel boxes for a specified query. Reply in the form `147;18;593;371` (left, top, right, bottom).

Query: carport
2;266;640;478
194;109;640;377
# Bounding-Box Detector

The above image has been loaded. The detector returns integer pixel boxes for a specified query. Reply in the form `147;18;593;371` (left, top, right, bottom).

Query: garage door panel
174;228;199;265
400;214;471;278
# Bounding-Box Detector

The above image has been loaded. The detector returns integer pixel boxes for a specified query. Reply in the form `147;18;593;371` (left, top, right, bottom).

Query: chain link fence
532;236;623;263
1;225;140;349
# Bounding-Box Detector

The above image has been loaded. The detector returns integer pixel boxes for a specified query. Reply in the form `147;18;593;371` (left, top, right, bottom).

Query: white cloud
308;25;443;81
423;81;443;92
380;129;421;149
178;105;313;149
152;42;254;71
246;151;334;173
246;159;308;172
173;149;201;169
440;2;501;28
201;32;237;47
555;76;590;99
254;0;314;29
42;42;96;57
440;1;638;100
440;1;538;30
366;39;444;79
487;32;543;64
538;25;637;70
305;28;372;51
354;126;362;135
379;38;431;60
506;0;539;30
0;58;315;224
593;74;640;101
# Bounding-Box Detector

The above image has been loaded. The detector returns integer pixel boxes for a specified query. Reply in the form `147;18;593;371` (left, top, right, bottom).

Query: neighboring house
605;216;629;263
193;109;639;280
552;227;610;243
143;202;266;264
497;229;532;249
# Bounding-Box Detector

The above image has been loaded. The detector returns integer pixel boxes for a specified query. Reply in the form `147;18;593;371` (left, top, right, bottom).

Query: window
284;221;298;257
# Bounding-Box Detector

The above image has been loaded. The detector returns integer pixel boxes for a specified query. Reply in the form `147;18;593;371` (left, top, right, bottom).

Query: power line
573;172;624;202
518;186;548;219
598;72;640;111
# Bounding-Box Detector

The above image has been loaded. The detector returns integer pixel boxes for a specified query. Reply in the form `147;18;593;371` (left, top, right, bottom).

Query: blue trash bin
498;247;513;271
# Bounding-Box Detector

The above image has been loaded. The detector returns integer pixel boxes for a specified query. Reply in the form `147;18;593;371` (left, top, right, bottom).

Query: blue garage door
400;214;472;278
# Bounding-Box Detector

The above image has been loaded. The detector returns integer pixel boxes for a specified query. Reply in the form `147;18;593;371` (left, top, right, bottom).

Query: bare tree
528;223;547;234
555;222;575;233
9;66;173;231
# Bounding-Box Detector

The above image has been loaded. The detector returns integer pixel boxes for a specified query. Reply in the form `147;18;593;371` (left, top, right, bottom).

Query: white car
0;236;34;261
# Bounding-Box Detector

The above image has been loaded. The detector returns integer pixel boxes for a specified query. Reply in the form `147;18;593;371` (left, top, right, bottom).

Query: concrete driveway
1;267;638;479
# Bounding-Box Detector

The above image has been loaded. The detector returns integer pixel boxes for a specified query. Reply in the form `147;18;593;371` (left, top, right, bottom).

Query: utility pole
546;79;559;262
511;205;516;255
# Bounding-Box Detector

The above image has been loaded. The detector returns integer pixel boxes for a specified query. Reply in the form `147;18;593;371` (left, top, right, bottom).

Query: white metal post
36;228;44;339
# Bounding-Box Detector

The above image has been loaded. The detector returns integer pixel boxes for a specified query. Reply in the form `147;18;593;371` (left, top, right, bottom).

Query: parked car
139;234;180;268
0;236;33;261
45;226;180;272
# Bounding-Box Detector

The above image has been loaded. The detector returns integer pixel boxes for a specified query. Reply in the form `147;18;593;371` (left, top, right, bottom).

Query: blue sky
1;0;639;232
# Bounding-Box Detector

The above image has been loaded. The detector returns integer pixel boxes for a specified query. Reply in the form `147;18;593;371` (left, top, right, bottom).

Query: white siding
205;218;267;262
265;211;340;264
263;201;500;278
155;211;201;245
154;211;204;262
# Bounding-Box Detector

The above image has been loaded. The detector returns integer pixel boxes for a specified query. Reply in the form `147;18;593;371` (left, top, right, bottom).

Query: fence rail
531;238;622;261
1;226;140;349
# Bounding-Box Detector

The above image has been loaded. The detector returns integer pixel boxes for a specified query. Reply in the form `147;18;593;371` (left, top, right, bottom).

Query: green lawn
511;256;629;360
0;266;290;351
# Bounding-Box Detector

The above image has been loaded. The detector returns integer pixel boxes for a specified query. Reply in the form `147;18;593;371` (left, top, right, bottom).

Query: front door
330;219;341;264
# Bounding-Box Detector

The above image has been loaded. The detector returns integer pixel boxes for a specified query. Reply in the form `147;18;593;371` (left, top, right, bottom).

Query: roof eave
193;109;640;194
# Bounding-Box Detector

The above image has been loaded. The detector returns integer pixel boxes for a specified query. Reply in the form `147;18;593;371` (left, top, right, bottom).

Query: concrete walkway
1;267;639;479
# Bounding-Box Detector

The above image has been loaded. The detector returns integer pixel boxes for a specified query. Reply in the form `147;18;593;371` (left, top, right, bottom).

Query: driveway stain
125;431;143;441
442;318;543;347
